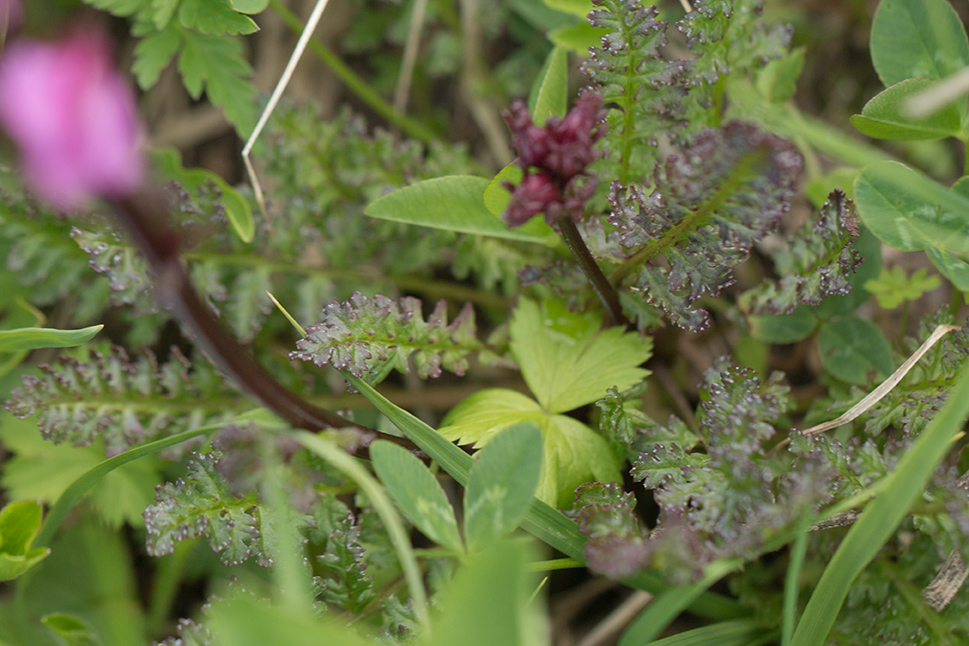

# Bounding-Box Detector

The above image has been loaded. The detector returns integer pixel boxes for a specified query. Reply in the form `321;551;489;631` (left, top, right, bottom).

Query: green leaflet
0;324;102;353
510;298;651;413
370;441;464;553
463;424;543;552
528;45;569;126
0;500;49;582
851;79;964;140
818;316;893;385
365;176;557;244
177;30;258;135
854;160;969;256
177;0;259;35
870;0;969;89
438;388;619;507
40;615;99;646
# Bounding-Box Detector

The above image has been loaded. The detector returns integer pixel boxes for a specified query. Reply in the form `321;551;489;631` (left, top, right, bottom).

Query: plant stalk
556;215;627;327
110;192;416;455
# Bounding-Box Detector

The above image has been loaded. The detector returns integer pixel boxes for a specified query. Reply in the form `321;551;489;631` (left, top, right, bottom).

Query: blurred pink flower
0;30;144;209
1;0;22;30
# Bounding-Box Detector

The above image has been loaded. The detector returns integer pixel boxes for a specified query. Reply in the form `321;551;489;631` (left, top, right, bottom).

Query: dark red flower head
502;90;605;227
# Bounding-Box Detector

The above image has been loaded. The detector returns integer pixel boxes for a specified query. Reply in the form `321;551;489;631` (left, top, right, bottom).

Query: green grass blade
782;518;811;646
791;364;969;646
649;619;777;646
618;559;742;645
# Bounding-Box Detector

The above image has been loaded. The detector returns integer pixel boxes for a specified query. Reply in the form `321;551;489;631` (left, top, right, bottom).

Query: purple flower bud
0;30;145;209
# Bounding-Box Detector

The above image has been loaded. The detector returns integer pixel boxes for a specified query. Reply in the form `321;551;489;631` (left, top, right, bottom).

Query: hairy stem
557;216;627;327
110;192;416;455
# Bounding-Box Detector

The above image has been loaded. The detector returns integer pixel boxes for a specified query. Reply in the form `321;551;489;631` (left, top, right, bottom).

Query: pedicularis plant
3;0;969;644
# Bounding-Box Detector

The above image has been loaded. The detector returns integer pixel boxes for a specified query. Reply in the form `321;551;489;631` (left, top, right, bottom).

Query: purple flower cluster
502;91;606;227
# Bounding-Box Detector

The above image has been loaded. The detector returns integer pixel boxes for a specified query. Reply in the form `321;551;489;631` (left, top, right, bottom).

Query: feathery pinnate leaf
741;190;862;315
144;451;272;566
589;359;836;581
291;293;484;381
4;347;239;455
583;0;685;184
607;122;801;330
309;496;376;614
571;482;650;578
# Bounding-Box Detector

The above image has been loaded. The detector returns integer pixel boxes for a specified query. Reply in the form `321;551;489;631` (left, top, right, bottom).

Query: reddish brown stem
557;215;628;327
110;191;417;456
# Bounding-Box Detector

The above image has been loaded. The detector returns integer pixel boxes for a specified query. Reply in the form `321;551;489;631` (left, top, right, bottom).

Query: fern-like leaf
144;451;271;567
741;190;862;314
291;293;484;381
607;121;801;330
583;0;686;184
572;482;650;578
4;347;239;455
309;496;375;613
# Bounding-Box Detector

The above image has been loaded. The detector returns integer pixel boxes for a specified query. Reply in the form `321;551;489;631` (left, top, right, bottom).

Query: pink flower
0;30;144;209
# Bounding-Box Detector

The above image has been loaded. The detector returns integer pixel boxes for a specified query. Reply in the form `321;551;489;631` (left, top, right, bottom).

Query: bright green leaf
818;317;893;385
755;47;805;104
864;266;942;309
150;0;179;29
177;31;258;135
854;160;969;256
365;176;557;244
133;20;182;88
851;79;963;140
463;424;543;552
230;0;269;14
870;0;969;88
509;299;651;413
747;305;818;344
529;46;569;126
549;22;608;54
429;539;537;646
483;164;524;217
0;325;102;353
0;500;49;582
149;148;254;242
41;615;98;646
83;0;144;17
439;389;620;507
0;414;160;530
926;246;969;291
177;0;259;34
208;593;372;646
370;441;463;553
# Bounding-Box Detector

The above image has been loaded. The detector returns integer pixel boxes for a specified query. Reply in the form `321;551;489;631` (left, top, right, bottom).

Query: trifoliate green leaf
133;20;182;89
509;298;651;413
439;388;620;507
